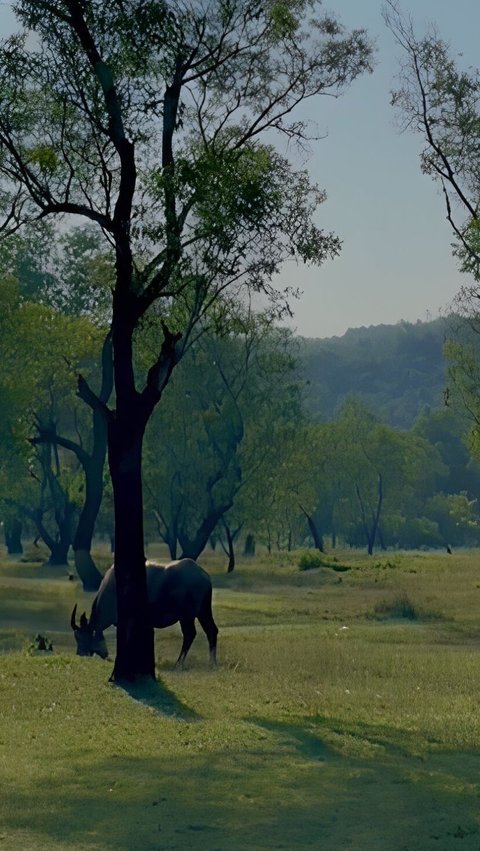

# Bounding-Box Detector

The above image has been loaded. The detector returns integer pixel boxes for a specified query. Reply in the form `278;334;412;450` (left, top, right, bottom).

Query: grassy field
1;547;480;850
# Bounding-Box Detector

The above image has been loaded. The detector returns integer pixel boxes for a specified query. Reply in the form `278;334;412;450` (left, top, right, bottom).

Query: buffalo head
70;603;109;659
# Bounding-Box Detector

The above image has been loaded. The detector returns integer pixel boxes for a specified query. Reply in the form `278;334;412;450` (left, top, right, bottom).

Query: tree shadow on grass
2;719;480;850
118;676;201;721
251;713;449;763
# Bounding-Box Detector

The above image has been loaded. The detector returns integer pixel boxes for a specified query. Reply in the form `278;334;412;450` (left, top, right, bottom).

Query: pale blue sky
280;0;480;338
0;1;478;339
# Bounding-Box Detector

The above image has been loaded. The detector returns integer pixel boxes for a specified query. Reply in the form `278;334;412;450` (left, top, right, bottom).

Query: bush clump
298;550;328;571
373;593;418;620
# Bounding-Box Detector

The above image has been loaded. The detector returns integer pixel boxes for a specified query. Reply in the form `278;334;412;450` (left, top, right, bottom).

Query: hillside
300;317;450;427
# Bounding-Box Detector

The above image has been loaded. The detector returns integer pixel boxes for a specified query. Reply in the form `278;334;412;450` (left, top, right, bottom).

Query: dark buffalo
71;558;218;666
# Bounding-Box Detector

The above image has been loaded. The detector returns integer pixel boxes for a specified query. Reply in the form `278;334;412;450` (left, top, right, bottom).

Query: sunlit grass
1;547;480;848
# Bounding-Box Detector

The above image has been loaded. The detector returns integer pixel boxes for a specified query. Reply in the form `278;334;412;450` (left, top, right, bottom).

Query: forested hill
301;317;450;428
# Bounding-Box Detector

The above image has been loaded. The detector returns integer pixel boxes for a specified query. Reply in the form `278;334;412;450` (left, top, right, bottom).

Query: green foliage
0;225;114;319
298;549;328;570
0;0;373;325
143;315;303;557
268;0;306;38
28;633;53;653
425;492;480;547
27;145;58;174
0;268;106;558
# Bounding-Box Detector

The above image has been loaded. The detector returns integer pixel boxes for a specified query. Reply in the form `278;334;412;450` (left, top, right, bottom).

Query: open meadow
1;547;480;850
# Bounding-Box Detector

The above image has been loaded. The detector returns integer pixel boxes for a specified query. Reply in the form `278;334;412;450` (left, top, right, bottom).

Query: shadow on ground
119;678;201;721
2;715;480;851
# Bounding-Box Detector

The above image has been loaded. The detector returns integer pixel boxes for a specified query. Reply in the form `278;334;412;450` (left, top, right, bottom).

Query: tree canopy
0;0;373;681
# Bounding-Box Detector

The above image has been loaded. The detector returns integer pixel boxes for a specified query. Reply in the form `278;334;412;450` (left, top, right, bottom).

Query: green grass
2;548;480;848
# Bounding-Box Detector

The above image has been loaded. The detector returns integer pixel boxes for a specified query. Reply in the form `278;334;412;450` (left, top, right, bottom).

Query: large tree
0;1;372;682
384;2;480;465
384;2;480;287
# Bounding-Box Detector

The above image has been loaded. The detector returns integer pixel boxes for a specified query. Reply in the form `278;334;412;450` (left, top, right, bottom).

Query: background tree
324;398;443;553
385;2;480;275
0;261;107;565
144;315;303;562
384;3;480;438
0;223;114;585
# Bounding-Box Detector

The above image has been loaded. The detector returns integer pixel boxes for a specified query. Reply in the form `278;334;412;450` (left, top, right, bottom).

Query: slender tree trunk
362;475;383;556
178;502;232;560
368;474;383;556
153;510;177;559
378;527;387;551
244;534;255;557
219;519;242;573
73;333;112;590
167;539;177;560
301;507;325;552
4;518;23;555
73;460;104;591
224;524;235;573
34;499;75;566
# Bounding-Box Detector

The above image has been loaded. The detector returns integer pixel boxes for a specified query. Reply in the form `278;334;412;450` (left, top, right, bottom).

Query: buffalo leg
198;603;219;667
176;619;196;667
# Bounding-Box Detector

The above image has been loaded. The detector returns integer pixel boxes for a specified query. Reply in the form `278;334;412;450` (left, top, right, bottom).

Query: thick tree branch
30;429;90;469
140;323;183;416
77;374;112;420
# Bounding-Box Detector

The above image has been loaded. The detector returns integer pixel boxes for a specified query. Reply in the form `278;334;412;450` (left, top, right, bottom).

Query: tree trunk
367;474;384;556
224;524;235;573
73;334;112;590
4;518;23;555
178;506;231;561
74;549;104;590
153;511;177;560
36;498;75;566
244;534;255;557
302;509;325;553
378;527;387;551
47;539;71;565
108;412;155;683
73;459;104;590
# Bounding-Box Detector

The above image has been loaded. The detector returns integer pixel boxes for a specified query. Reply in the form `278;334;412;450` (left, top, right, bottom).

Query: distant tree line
1;226;480;567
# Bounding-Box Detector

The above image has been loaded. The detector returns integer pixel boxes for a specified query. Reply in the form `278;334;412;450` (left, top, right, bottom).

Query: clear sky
0;1;478;339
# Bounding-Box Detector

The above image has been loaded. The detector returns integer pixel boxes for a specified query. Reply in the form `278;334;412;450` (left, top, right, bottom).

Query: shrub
373;593;418;620
298;550;328;571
